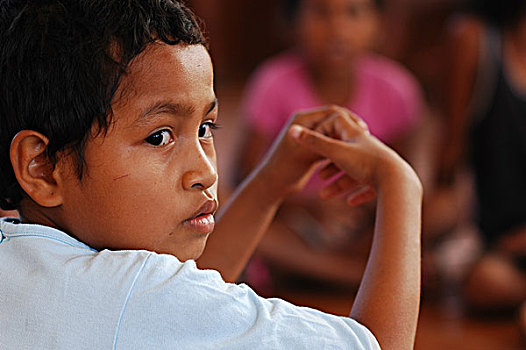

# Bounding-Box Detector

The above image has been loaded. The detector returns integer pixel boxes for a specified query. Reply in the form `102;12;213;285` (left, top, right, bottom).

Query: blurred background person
438;0;526;320
235;0;432;292
178;0;526;346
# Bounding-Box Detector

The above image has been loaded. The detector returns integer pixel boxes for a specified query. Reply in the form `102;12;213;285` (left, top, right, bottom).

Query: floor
271;287;523;350
214;81;524;350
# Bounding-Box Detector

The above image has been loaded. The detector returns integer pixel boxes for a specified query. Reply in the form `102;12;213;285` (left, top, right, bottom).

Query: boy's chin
162;240;207;262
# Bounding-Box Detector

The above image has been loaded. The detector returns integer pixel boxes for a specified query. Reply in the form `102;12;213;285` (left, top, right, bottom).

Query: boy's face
55;43;218;261
296;0;378;68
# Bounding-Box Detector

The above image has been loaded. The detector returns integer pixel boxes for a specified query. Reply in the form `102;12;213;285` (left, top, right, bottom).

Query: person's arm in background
438;16;482;182
407;15;482;241
391;110;436;196
394;108;463;239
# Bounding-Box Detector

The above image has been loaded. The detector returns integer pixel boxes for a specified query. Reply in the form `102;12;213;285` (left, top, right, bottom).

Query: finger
318;162;341;180
331;106;370;134
320;174;360;200
337;107;369;133
291;124;374;187
290;105;370;137
346;186;376;207
314;111;366;142
289;105;341;129
289;124;349;162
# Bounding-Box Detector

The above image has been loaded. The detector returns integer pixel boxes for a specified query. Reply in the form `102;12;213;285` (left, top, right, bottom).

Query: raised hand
254;106;355;198
289;107;415;203
288;107;422;350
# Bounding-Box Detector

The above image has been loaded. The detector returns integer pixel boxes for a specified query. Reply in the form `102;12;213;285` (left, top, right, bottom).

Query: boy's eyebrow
206;98;218;115
136;98;218;125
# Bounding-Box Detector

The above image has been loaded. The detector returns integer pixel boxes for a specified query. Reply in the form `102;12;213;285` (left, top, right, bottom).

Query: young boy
0;1;422;349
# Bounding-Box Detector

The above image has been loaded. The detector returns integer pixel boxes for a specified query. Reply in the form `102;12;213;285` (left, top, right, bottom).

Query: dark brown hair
0;0;206;210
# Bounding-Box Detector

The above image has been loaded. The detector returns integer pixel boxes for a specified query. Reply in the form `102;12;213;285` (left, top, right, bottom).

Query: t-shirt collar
0;217;96;251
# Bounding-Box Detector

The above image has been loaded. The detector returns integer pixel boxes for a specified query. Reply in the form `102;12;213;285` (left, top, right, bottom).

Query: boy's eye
146;129;173;146
198;122;217;139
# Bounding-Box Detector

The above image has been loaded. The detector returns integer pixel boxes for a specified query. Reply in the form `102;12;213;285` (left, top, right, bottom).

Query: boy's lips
184;200;218;234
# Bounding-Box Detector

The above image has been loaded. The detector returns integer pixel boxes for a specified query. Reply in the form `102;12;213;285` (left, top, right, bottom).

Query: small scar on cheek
113;174;130;181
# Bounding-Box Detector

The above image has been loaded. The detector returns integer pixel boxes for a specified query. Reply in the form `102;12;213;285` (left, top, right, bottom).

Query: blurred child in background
238;0;430;290
439;0;526;320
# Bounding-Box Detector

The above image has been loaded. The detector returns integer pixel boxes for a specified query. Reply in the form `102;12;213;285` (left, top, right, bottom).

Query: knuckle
336;113;348;122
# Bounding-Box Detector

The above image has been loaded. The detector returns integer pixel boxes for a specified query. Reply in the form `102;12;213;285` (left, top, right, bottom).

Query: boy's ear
10;130;64;207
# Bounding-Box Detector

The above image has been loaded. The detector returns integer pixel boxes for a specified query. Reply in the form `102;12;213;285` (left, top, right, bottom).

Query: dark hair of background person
283;0;385;22
465;0;526;28
0;0;206;211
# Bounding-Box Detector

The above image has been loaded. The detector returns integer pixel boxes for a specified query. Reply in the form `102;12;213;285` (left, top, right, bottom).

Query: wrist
249;165;289;206
254;155;317;202
375;155;423;200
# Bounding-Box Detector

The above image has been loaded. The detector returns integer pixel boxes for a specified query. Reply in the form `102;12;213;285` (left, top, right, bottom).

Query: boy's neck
18;200;65;232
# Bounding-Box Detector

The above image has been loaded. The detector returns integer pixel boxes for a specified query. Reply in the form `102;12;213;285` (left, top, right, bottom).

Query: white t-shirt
0;219;380;349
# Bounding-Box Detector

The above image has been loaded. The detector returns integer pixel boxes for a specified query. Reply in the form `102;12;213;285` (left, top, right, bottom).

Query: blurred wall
188;0;464;106
188;0;287;81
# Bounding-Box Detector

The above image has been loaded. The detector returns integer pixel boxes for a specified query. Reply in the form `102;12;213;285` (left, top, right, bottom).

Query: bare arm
350;167;421;350
292;113;422;349
202;105;423;347
197;168;284;282
197;108;335;281
197;127;277;282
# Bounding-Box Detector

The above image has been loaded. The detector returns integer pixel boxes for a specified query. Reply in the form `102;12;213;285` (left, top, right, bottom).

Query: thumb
289;124;344;160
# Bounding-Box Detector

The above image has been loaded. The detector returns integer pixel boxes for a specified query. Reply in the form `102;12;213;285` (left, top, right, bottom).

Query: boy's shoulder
356;54;425;111
0;219;380;349
0;219;223;345
0;218;228;292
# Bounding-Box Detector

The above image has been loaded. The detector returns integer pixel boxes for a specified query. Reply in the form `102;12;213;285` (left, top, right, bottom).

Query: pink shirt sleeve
353;55;425;142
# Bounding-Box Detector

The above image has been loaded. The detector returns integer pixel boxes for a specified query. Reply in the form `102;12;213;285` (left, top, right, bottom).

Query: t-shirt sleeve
115;254;380;349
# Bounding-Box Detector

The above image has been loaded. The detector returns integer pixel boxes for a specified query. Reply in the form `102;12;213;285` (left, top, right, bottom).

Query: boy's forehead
112;43;214;118
124;43;212;89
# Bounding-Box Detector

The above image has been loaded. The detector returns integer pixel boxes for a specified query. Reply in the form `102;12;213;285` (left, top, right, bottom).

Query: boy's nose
182;145;218;191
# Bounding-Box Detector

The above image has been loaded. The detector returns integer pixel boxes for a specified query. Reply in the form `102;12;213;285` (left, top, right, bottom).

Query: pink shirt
243;51;424;143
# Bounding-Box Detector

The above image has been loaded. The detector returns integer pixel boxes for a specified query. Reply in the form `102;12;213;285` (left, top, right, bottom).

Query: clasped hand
257;105;413;206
